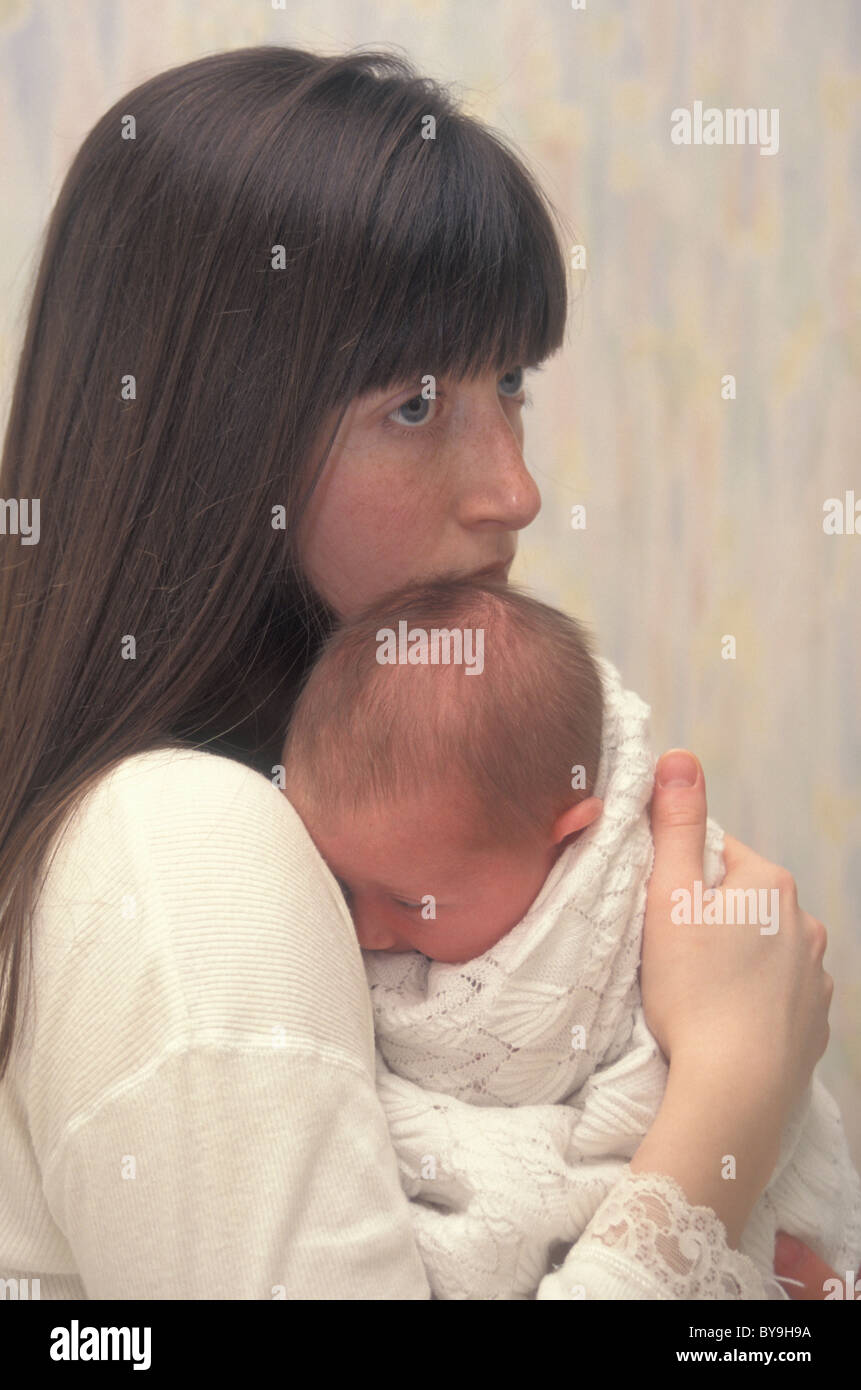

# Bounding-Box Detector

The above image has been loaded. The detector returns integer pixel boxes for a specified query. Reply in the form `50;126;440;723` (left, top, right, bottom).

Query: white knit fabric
364;657;861;1300
0;748;432;1300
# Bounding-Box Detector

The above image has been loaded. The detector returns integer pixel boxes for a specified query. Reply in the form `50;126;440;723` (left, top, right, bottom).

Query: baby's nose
356;917;403;951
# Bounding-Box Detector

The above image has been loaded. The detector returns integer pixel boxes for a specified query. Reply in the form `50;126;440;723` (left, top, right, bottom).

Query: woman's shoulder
48;746;317;892
15;749;395;1264
30;745;371;1067
69;744;292;830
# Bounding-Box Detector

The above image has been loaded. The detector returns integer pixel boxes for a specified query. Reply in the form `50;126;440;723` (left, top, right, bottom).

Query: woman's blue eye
388;394;435;427
387;370;525;429
498;366;525;396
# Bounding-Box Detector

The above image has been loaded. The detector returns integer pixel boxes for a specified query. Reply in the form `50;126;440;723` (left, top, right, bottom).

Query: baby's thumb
649;750;707;898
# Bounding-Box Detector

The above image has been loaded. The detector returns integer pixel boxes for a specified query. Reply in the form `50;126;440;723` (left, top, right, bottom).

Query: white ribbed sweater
0;748;778;1299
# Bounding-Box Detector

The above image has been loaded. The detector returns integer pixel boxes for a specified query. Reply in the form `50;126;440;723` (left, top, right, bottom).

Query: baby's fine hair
281;577;605;850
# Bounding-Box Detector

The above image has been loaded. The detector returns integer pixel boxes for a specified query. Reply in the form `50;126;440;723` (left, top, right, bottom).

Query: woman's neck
184;672;295;779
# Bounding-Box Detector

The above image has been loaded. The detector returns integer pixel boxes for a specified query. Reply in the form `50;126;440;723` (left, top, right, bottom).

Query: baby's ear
552;797;603;846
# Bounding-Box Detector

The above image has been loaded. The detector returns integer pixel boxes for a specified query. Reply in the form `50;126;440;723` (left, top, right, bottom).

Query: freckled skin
303;792;603;965
294;365;602;962
297;368;539;618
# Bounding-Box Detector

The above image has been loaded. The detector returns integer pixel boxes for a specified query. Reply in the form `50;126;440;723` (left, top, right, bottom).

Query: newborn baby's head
281;577;604;964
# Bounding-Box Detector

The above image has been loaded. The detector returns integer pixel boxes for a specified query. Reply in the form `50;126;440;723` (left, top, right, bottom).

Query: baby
282;576;606;966
280;576;861;1300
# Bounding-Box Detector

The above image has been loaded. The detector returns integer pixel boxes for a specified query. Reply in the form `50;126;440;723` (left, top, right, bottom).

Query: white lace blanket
363;656;861;1299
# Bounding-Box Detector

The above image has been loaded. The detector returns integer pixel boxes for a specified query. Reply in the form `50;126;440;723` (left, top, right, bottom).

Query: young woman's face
298;366;540;618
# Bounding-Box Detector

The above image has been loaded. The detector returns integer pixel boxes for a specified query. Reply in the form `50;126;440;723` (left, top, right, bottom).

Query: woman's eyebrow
354;382;412;409
360;362;538;409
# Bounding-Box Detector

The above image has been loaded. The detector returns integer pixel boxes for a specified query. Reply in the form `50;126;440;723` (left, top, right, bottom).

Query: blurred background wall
1;0;858;1166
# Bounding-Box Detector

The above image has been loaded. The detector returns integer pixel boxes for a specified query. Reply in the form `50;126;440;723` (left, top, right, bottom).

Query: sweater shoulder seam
39;1034;373;1177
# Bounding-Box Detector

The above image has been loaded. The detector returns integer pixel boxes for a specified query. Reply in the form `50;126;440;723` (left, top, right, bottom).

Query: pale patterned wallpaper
1;1;858;1171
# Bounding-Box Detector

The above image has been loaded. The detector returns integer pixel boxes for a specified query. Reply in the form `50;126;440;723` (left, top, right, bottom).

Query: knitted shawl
363;657;861;1299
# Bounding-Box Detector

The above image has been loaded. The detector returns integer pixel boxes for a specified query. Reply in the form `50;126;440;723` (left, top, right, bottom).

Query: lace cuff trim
551;1170;773;1299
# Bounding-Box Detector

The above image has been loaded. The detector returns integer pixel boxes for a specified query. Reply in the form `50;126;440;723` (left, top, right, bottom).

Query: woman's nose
456;421;541;530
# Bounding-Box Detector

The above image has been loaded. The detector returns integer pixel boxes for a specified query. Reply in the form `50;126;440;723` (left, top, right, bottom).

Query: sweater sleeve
41;1045;430;1299
536;1170;772;1300
20;748;430;1300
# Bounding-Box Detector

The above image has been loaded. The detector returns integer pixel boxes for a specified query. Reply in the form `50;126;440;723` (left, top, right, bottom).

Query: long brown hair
0;44;569;1078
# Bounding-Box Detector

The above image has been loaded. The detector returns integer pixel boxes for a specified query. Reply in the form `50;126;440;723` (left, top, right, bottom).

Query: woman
0;44;835;1299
